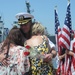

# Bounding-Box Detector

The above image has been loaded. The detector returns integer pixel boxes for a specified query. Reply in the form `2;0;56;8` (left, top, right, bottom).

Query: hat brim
18;19;31;25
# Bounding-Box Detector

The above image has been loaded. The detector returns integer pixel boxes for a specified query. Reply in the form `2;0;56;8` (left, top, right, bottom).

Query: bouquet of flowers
24;45;44;59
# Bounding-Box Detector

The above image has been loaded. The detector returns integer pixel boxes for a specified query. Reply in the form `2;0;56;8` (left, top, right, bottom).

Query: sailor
16;12;34;41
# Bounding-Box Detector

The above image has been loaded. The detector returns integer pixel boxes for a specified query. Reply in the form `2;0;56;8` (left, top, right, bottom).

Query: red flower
24;52;30;56
25;45;31;49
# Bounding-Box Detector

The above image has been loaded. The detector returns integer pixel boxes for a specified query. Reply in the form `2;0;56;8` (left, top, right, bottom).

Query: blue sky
0;0;75;35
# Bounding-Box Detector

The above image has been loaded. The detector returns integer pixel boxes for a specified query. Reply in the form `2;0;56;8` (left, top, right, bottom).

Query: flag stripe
59;40;69;49
61;34;70;45
63;27;70;37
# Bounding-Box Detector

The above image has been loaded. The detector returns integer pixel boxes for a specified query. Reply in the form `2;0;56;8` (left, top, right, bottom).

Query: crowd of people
0;12;75;75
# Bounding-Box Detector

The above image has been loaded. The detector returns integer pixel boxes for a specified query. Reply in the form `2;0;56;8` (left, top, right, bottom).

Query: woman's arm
59;53;66;60
43;36;57;62
66;50;74;56
51;47;57;58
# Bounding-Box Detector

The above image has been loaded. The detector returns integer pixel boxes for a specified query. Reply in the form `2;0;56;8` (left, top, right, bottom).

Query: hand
43;53;53;63
2;59;8;66
65;50;69;54
0;52;6;62
0;53;9;66
59;54;66;60
59;56;62;60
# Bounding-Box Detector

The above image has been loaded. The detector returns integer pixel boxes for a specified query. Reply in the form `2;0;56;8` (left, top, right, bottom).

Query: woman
24;22;55;75
0;27;30;75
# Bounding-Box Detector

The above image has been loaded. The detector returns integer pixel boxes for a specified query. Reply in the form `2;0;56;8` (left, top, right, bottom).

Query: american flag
59;1;72;50
55;7;61;55
54;7;62;75
59;1;72;75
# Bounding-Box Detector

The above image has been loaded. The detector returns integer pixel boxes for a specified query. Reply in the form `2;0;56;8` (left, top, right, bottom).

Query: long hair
1;27;24;52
